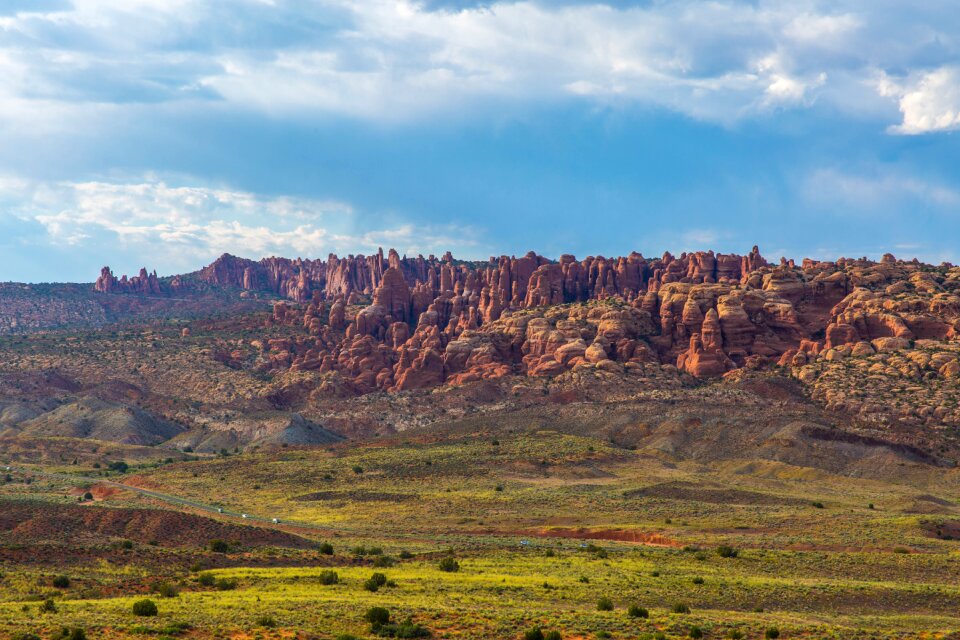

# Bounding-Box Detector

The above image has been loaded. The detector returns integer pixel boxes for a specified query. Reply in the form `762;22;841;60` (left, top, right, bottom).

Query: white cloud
804;168;960;209
0;1;956;131
879;66;960;134
3;176;484;271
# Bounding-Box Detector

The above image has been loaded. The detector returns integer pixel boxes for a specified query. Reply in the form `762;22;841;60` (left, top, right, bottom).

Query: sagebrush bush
198;573;215;587
52;576;70;589
256;615;277;628
319;542;334;555
716;545;738;558
366;606;391;628
364;572;388;592
765;628;780;639
628;605;649;618
319;570;339;585
209;539;229;553
438;557;460;572
523;627;544;640
215;578;237;591
597;597;614;611
671;603;690;614
132;599;158;617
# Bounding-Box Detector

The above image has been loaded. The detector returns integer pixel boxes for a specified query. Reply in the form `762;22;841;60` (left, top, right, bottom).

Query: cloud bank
0;0;957;132
1;176;485;277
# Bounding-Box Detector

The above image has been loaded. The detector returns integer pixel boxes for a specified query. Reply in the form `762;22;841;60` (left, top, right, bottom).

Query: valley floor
1;426;958;639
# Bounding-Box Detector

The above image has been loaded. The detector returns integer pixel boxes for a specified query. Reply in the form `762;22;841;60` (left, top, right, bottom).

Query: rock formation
93;247;960;393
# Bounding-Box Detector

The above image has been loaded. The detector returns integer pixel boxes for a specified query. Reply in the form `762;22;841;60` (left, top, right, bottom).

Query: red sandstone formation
94;248;960;391
95;266;162;295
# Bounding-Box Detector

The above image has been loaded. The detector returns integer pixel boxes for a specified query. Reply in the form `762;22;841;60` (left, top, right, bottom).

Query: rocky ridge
94;249;960;429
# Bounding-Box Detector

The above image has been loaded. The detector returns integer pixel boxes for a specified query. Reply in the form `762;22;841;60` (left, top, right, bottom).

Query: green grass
2;429;959;638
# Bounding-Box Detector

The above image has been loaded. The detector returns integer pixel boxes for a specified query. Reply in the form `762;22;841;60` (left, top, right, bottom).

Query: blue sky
0;0;958;282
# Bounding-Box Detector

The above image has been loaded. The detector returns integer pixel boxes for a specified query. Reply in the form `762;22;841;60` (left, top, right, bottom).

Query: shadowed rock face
94;248;960;393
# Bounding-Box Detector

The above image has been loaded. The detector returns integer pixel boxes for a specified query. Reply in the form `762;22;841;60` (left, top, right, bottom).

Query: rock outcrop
94;248;960;392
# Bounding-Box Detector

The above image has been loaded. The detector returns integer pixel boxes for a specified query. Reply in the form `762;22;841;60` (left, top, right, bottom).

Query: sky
0;0;958;282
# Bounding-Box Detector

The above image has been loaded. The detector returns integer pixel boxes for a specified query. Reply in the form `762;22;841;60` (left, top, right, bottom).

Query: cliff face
94;248;960;391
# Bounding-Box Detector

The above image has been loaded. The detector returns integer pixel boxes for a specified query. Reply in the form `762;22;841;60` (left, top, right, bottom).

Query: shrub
438;557;460;572
364;572;388;592
689;627;703;639
121;540;134;550
319;570;339;585
399;550;414;559
215;578;237;591
374;618;431;638
727;631;745;639
132;599;158;617
765;628;780;639
12;634;42;640
671;603;690;614
209;539;229;553
336;636;361;640
52;575;71;588
374;555;395;568
368;546;384;555
524;628;545;640
692;576;705;585
544;632;562;640
40;599;57;613
156;582;179;598
716;545;738;558
597;596;614;611
257;615;277;628
811;501;825;509
68;630;87;640
628;605;649;618
366;606;391;628
108;461;129;473
319;542;334;555
158;622;192;635
198;573;216;587
352;465;364;474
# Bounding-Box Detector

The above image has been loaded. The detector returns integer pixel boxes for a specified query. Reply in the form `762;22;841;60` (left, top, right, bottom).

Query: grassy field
1;428;959;639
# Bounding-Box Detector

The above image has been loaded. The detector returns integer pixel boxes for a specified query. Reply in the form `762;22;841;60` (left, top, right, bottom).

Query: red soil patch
525;527;680;546
0;500;313;548
68;483;123;501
